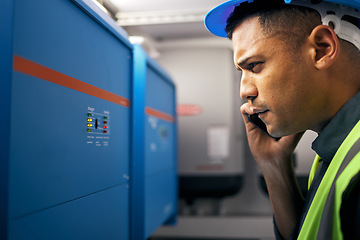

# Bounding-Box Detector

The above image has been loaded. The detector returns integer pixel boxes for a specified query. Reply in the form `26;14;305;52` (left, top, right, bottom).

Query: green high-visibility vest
298;120;360;239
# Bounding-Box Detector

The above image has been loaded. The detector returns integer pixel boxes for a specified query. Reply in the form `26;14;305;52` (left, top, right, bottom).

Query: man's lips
251;108;269;114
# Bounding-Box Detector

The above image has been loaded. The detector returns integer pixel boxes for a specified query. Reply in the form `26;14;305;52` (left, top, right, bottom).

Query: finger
240;102;255;123
240;102;270;139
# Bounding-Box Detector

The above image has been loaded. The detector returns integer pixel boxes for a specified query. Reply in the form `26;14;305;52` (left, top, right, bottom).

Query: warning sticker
207;125;229;162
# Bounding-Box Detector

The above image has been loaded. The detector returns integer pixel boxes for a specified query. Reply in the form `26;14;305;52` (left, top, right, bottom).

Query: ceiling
109;0;227;41
111;0;224;12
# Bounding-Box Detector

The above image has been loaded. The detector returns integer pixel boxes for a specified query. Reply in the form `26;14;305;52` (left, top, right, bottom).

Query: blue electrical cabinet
1;0;132;239
132;45;178;239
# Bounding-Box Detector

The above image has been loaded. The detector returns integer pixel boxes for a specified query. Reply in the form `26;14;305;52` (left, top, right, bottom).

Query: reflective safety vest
298;120;360;240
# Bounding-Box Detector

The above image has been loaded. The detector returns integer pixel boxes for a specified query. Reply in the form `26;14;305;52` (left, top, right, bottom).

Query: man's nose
239;73;258;101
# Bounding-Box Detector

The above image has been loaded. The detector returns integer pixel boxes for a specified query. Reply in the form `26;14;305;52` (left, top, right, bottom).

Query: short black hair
225;0;321;52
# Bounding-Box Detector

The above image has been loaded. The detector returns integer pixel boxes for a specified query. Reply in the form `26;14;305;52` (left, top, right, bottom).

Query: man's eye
248;62;263;73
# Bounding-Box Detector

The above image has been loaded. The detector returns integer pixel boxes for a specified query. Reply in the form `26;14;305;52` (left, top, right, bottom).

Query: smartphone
248;114;280;140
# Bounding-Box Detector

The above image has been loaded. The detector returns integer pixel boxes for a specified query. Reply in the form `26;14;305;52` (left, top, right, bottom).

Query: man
205;0;360;239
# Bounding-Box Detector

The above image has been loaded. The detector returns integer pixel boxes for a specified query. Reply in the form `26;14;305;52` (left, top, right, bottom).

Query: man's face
232;16;327;137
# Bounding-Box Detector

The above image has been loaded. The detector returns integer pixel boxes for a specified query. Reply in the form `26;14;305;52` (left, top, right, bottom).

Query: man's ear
308;25;340;69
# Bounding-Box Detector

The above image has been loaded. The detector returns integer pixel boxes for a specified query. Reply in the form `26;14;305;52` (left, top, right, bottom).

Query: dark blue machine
1;0;132;239
132;45;178;239
1;1;177;239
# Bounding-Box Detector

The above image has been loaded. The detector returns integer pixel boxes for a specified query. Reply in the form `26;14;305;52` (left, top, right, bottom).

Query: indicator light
103;130;108;133
87;118;93;122
103;126;108;129
87;113;93;117
103;121;108;124
87;124;93;127
87;129;92;132
104;116;108;119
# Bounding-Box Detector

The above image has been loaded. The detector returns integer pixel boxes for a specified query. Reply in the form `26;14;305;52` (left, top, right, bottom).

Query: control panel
87;107;110;147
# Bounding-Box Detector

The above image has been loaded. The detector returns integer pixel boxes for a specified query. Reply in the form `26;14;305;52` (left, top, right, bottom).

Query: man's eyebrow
237;56;254;67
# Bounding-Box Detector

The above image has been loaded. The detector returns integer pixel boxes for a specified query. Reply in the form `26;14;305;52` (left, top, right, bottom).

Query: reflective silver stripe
317;137;360;240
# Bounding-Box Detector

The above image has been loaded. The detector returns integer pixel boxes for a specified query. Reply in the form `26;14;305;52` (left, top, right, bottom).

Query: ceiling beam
116;9;206;26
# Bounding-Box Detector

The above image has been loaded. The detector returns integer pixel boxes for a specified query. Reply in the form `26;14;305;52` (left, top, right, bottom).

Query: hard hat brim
204;0;248;38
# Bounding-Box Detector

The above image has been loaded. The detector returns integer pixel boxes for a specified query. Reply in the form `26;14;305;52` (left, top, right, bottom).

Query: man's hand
241;102;304;168
241;102;305;239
